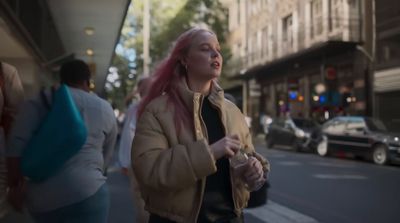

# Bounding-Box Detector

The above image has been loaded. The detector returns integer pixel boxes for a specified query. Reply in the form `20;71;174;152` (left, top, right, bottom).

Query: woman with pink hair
131;28;269;223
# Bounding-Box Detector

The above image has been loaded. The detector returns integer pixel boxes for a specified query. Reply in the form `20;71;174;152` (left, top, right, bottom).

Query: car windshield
293;119;319;128
365;118;387;132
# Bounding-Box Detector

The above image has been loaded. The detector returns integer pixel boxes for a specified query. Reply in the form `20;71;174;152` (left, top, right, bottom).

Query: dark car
316;116;400;165
266;117;321;152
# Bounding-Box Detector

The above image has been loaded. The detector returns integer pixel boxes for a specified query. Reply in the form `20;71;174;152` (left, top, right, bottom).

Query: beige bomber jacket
131;77;270;223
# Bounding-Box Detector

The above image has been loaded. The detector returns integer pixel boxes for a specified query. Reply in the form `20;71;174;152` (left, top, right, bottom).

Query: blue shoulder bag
21;85;87;182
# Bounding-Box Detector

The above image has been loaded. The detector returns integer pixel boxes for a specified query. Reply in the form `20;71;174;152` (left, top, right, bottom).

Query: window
262;27;269;57
250;0;261;15
346;117;366;134
282;14;293;50
311;0;323;37
229;1;240;30
249;34;257;61
285;119;296;129
272;118;285;128
237;0;240;25
238;43;243;57
323;118;346;134
329;0;342;31
293;118;319;128
365;118;387;132
263;0;269;8
257;30;262;49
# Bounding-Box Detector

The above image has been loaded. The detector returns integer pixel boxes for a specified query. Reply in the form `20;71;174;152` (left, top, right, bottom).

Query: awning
375;67;400;93
47;0;130;93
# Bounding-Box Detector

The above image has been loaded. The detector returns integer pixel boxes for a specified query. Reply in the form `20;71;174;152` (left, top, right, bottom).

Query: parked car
316;116;400;165
266;117;321;152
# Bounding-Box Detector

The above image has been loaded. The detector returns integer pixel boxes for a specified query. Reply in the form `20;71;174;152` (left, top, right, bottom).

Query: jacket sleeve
131;110;217;191
240;114;270;174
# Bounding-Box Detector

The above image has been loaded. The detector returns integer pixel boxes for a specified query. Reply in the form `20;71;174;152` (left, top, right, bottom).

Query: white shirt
7;87;117;212
118;102;139;168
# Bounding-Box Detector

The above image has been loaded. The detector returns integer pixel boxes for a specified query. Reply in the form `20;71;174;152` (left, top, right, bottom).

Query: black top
197;96;237;223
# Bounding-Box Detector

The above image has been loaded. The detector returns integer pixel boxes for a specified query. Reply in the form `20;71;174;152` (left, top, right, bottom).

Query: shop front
374;67;400;132
244;41;369;123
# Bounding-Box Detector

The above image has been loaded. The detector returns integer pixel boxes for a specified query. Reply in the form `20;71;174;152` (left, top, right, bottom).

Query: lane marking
312;174;368;180
268;154;288;158
277;161;302;166
311;162;356;168
244;200;319;223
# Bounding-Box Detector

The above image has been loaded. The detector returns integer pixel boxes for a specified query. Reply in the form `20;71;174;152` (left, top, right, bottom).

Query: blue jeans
32;184;109;223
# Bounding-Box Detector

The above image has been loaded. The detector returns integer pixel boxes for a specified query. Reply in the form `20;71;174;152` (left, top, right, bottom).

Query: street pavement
3;135;397;223
255;135;400;223
107;135;400;223
107;165;317;223
107;136;317;223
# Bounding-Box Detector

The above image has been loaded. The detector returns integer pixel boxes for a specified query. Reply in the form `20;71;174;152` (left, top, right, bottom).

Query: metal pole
143;0;150;77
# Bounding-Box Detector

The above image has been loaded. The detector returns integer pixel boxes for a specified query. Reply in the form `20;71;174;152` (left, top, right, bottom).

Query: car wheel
372;145;389;165
317;136;329;156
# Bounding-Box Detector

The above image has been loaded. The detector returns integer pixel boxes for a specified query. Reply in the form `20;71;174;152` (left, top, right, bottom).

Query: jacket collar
176;76;225;110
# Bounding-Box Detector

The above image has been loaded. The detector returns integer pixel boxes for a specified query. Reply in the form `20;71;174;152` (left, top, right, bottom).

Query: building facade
223;0;374;131
374;0;400;132
0;0;130;96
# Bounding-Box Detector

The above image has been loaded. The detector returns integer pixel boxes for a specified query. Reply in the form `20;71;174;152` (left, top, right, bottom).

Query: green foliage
106;0;233;109
151;0;231;67
105;54;135;110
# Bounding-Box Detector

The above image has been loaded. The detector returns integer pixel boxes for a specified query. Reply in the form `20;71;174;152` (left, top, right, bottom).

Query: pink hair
137;27;214;132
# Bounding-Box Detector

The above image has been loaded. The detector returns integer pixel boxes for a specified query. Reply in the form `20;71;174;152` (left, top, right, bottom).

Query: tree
106;0;234;109
149;0;234;87
105;54;135;110
105;0;186;110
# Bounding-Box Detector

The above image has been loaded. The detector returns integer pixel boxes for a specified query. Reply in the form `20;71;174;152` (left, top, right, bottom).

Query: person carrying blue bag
6;60;118;223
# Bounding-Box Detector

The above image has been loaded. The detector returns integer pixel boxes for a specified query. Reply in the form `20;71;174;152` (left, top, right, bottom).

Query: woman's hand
242;157;266;191
210;134;241;160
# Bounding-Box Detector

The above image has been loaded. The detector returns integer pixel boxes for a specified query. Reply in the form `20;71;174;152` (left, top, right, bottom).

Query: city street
1;1;400;223
106;137;400;223
256;139;400;223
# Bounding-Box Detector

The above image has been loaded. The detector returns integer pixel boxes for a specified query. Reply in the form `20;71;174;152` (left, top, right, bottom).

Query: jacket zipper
193;94;208;223
208;97;239;214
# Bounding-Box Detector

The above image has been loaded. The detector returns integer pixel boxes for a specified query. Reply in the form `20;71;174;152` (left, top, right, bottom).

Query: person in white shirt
7;60;117;223
118;77;151;223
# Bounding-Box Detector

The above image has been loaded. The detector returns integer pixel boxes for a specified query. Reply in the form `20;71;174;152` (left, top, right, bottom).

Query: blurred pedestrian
0;62;24;220
131;27;270;223
118;77;151;223
7;59;117;223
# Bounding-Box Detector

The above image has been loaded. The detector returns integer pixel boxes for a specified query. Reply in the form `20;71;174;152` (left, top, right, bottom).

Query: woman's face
184;31;223;81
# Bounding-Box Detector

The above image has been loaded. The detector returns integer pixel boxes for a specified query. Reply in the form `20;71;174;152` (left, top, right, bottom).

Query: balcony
227;17;361;76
